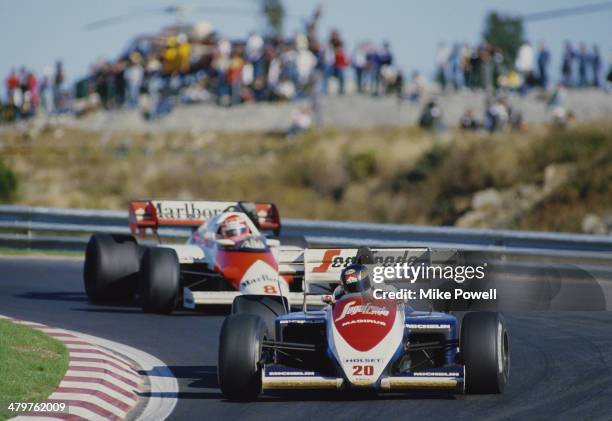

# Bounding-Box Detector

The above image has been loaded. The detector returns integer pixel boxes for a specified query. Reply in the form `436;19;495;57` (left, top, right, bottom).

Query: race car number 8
352;365;374;376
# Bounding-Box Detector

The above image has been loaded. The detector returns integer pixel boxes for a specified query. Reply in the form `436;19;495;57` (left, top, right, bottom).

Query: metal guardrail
1;205;611;261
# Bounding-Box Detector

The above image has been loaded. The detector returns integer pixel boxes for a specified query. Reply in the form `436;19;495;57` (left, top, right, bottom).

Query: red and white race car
83;200;306;313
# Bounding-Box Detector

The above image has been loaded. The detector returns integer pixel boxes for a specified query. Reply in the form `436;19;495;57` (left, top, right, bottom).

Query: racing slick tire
84;233;140;302
461;311;509;394
218;314;267;401
231;295;287;338
140;247;180;314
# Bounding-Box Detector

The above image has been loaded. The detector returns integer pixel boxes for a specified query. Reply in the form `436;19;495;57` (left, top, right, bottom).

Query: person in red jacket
334;44;349;95
5;69;20;102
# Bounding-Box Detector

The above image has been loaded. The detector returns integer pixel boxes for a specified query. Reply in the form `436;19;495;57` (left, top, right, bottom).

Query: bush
398;145;448;184
346;151;378;181
0;160;17;203
532;126;609;169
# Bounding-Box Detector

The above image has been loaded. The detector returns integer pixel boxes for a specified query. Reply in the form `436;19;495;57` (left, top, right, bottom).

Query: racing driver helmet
340;263;371;294
218;215;250;242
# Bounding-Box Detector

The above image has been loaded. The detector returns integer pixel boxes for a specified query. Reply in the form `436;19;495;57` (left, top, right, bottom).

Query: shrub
346;150;378;181
0;160;17;203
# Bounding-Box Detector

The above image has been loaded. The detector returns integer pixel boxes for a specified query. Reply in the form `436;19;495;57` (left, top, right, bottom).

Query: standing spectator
607;56;612;92
577;43;589;87
26;71;39;110
245;32;264;79
591;45;602;87
435;42;450;90
333;41;349;95
561;41;574;86
265;45;281;99
480;44;495;94
124;52;144;108
320;36;335;94
374;41;393;95
365;43;378;94
5;69;20;102
461;44;473;89
40;66;53;113
322;30;348;95
227;46;244;105
53;60;64;112
162;37;180;77
449;43;463;90
294;35;317;96
537;41;550;89
19;67;28;100
214;38;232;104
352;42;368;93
469;45;482;89
515;41;534;93
177;33;192;82
114;62;126;107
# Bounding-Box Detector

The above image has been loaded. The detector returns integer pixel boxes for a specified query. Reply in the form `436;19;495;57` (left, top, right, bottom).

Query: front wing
261;364;465;392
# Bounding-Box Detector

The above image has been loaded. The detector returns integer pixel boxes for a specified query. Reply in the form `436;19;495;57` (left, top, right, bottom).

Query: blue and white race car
217;247;510;400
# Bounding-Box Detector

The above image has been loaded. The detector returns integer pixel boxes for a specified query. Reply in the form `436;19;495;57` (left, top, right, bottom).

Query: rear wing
303;247;462;289
128;199;281;236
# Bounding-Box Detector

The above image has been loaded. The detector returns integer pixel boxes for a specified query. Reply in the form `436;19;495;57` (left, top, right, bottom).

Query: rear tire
218;314;267;401
83;233;140;302
140;247;180;314
231;295;287;339
461;311;510;394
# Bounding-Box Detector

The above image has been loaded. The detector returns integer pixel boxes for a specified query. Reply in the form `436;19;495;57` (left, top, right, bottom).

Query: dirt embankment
1;121;611;234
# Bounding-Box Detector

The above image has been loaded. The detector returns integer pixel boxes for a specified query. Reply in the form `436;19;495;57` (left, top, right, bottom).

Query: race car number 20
352;365;374;376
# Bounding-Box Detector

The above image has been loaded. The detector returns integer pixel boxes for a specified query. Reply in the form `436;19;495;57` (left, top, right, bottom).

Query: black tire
231;295;287;339
218;314;267;401
83;233;140;302
461;311;510;394
140;247;180;314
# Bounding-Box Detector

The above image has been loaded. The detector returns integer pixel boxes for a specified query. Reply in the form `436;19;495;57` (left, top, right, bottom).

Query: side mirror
217;238;236;247
321;295;335;305
266;238;281;248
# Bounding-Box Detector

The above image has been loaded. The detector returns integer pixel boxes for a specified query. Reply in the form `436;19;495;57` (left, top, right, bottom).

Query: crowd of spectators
2;19;612;126
434;40;608;94
70;24;405;120
1;62;68;122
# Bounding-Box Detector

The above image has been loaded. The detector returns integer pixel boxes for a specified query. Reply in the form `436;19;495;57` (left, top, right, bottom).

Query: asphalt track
1;256;612;421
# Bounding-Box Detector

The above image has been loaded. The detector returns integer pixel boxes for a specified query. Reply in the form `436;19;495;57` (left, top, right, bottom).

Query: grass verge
0;247;83;258
0;319;69;420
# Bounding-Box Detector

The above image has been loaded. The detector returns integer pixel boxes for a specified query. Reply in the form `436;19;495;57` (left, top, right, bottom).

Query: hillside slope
2;122;611;233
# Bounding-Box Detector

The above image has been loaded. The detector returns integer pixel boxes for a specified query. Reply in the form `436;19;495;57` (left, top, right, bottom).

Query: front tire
231;295;287;338
140;247;180;314
83;233;140;302
461;311;509;394
218;314;267;401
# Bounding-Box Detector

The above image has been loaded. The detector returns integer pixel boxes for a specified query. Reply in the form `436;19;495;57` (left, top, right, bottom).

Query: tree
262;0;285;36
483;12;524;67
